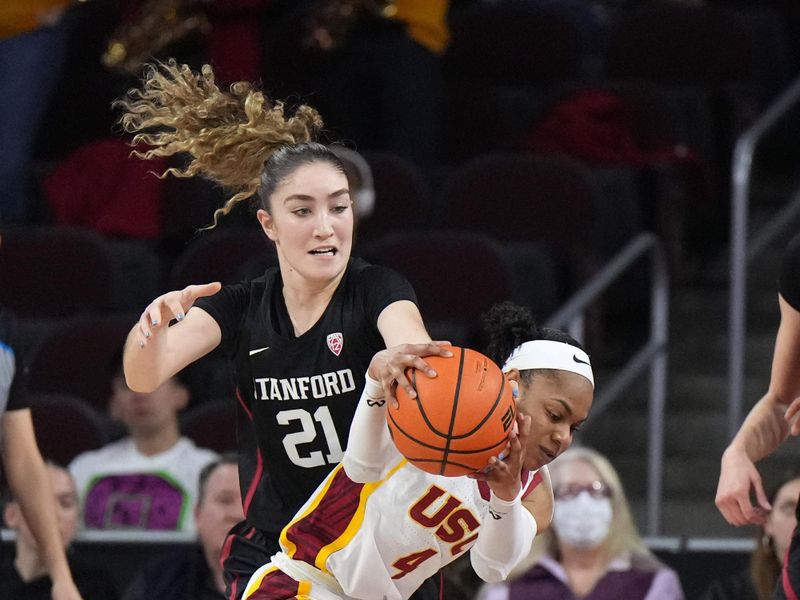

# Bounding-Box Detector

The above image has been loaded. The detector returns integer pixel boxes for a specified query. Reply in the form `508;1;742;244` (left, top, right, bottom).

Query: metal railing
546;232;669;535
0;527;758;554
727;74;800;438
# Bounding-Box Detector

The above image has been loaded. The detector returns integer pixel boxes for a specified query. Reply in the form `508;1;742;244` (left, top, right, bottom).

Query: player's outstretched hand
469;412;532;502
368;342;452;408
715;446;771;526
136;282;221;348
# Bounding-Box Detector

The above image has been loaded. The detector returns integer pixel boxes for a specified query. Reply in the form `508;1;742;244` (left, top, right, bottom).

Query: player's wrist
722;442;748;464
489;483;523;506
364;375;384;400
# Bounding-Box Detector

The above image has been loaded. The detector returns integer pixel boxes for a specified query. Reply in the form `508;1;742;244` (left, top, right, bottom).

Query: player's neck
281;275;341;336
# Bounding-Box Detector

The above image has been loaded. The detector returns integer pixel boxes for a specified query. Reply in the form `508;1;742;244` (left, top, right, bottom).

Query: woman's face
8;465;79;549
514;370;593;470
257;161;353;286
550;458;613;550
765;478;800;561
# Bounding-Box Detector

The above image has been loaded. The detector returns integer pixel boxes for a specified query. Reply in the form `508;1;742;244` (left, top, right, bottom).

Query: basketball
387;346;516;477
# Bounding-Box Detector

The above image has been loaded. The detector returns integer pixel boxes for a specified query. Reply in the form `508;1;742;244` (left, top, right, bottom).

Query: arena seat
0;226;115;318
29;393;111;467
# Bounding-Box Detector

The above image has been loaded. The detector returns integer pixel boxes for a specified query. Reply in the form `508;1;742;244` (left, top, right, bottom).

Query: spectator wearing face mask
476;446;684;600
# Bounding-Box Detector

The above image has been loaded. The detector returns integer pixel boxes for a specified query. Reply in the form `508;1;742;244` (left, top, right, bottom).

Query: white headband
502;340;594;388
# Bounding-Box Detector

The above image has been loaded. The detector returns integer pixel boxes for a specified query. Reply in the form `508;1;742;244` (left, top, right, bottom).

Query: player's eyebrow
554;398;573;416
283;189;350;202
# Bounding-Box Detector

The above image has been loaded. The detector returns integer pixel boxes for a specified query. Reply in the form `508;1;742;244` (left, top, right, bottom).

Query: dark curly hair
482;301;586;384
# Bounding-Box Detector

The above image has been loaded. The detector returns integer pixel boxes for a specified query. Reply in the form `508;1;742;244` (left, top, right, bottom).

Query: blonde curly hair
116;60;340;227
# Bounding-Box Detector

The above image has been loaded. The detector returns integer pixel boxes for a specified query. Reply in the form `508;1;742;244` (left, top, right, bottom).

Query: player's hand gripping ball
387;347;516;476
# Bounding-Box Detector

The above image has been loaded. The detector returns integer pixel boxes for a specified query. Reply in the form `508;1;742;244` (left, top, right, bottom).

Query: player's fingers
183;282;222;303
787;399;800;435
497;441;511;461
401;354;438;378
385;381;400;410
136;312;152;347
753;474;772;512
165;297;187;323
146;302;163;329
397;342;453;359
392;366;416;400
724;505;747;527
786;397;800;420
716;493;747;526
741;498;767;525
489;455;510;476
517;413;532;441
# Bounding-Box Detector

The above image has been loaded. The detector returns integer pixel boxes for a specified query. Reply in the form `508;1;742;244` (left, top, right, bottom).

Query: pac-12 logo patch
327;332;343;356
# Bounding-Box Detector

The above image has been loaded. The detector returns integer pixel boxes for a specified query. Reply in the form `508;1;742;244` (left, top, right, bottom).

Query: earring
762;534;772;548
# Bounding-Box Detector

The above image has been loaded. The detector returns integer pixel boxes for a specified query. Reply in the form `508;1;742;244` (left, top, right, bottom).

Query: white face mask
552;490;613;549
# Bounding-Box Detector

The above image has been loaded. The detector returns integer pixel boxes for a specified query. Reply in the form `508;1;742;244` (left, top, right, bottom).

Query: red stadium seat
437;153;599;293
27;315;134;413
362;230;514;345
181;400;236;454
169;226;276;290
0;226;115;318
29;393;111;467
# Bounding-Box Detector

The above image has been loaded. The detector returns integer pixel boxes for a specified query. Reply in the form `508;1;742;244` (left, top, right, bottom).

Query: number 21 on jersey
276;406;344;468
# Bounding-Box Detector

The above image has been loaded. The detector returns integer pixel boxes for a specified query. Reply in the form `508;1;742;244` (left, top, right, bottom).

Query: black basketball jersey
781;233;800;311
194;258;417;535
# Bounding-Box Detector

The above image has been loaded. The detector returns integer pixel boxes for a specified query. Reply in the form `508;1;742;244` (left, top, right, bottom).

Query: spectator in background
122;453;243;599
0;0;72;223
702;474;800;600
69;355;217;533
1;462;117;600
477;446;684;600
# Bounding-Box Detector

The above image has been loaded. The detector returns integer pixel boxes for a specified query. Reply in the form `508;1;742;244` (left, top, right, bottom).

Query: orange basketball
386;346;516;477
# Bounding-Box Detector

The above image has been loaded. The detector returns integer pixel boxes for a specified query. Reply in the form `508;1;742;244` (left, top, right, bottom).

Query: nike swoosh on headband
573;354;590;366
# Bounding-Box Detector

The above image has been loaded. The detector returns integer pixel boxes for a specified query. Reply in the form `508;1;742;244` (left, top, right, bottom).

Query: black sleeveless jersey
194;258;417;535
781;233;800;311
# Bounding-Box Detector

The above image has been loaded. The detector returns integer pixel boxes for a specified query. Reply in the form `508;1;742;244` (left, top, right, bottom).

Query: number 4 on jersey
391;549;437;580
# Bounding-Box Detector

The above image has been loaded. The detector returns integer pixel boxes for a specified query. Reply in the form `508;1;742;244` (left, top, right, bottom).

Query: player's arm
522;465;553;533
470;413;537;582
376;300;431;346
342;375;394;483
2;409;83;600
123;283;222;392
376;300;439;403
733;294;800;456
717;293;800;525
344;343;452;483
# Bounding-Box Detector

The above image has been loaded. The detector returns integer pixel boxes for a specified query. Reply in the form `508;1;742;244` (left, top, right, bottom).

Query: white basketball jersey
274;449;540;600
